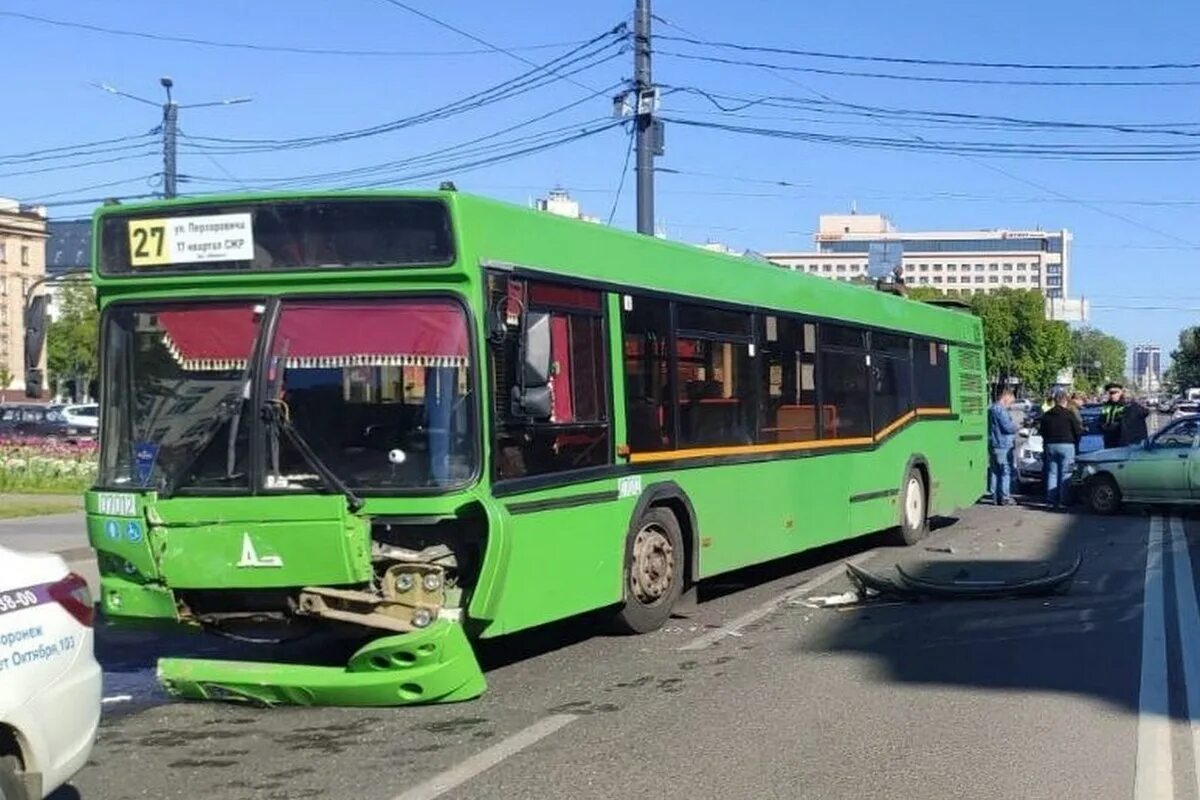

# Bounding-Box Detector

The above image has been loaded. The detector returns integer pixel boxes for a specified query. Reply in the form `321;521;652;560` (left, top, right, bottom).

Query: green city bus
85;189;987;706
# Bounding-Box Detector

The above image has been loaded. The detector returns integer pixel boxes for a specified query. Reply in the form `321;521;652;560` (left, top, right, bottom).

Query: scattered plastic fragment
799;591;861;608
924;546;954;554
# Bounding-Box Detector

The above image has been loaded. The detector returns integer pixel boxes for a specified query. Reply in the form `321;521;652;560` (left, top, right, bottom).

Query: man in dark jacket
1118;394;1150;446
1100;382;1150;448
1040;390;1083;508
1100;382;1126;448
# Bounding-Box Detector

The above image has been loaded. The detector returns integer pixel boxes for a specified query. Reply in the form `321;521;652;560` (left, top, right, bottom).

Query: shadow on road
798;498;1155;715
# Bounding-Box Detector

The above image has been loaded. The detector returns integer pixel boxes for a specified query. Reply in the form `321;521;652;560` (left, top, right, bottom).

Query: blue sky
3;0;1200;367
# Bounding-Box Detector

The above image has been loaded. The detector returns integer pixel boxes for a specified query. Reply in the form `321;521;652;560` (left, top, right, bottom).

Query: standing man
987;388;1019;506
1040;390;1083;509
1100;382;1125;449
1118;390;1150;447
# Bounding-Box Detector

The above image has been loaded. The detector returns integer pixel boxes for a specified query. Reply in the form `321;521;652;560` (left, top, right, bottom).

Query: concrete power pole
633;0;659;236
161;76;178;199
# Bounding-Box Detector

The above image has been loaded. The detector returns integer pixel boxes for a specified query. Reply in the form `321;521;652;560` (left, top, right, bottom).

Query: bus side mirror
511;311;552;419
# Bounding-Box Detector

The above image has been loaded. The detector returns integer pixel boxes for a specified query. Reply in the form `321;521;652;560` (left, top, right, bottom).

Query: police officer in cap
1100;381;1149;448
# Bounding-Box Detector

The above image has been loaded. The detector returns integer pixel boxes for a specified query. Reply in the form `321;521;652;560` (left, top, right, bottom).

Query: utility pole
633;0;659;236
161;76;178;199
93;79;248;200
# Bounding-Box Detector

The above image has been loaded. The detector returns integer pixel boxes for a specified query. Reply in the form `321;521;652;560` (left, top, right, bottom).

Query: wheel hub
630;524;675;604
904;476;924;529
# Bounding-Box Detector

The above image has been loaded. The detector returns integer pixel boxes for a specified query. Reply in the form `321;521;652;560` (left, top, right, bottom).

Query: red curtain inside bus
156;300;469;371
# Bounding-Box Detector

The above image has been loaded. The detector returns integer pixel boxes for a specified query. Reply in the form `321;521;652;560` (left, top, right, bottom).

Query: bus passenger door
483;274;624;634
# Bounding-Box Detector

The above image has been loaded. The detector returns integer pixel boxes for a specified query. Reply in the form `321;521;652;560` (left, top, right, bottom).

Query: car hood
1077;445;1134;464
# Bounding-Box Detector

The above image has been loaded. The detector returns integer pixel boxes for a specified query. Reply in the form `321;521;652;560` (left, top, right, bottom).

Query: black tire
612;507;685;634
0;755;29;800
894;466;929;546
1087;474;1122;515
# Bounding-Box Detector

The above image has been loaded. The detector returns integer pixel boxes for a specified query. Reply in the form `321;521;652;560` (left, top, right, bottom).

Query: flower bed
0;436;98;493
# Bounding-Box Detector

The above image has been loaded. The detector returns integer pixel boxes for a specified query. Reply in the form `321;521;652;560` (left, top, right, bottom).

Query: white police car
0;546;101;799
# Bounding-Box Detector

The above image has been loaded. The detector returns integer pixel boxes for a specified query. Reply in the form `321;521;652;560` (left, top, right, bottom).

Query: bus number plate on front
127;212;254;267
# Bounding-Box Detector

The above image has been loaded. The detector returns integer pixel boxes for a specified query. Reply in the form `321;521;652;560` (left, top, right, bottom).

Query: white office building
764;213;1074;309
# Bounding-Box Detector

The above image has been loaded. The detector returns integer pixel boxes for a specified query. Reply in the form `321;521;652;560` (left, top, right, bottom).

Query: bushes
0;436;97;493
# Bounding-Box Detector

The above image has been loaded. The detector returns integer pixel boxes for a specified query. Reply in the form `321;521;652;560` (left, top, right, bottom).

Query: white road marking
679;552;873;651
391;714;577;800
1135;516;1173;800
1170;515;1200;798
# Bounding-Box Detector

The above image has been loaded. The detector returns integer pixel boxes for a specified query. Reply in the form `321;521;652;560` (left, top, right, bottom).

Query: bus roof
93;189;981;346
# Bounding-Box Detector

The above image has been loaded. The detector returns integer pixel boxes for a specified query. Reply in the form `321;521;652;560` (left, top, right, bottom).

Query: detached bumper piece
157;620;486;707
846;554;1082;601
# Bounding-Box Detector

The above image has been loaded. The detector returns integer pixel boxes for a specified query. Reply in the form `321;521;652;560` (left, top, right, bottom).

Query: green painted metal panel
159;516;371;589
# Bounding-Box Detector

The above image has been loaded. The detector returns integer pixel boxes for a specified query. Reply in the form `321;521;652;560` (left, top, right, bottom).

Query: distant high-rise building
1133;344;1162;392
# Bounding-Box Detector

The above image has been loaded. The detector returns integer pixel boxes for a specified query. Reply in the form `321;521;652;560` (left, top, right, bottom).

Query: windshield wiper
261;400;364;513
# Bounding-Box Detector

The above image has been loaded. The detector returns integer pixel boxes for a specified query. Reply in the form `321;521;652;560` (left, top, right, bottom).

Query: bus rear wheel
895;467;929;545
612;507;684;634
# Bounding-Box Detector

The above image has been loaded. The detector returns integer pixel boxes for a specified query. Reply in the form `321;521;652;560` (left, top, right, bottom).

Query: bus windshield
99;297;475;492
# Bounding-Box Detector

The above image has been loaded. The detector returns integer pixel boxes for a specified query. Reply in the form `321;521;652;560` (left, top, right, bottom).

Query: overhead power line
181;28;625;153
376;0;614;94
0;10;594;58
657;34;1200;72
0;149;160;180
0;132;156;164
667;117;1200;161
668;86;1200;139
659;51;1200;87
652;13;1200;250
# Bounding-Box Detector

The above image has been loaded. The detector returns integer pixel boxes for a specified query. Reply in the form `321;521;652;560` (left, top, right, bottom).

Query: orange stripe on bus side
872;410;916;441
625;405;956;464
628;436;873;464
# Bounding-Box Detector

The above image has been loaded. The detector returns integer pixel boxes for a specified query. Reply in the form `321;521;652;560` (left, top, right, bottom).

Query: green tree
1070;327;1127;393
1170;326;1200;391
968;289;1072;395
903;286;943;302
0;365;11;391
46;280;99;400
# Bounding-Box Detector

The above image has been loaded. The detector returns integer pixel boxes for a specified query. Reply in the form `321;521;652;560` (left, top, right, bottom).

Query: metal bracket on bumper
156;620;486;707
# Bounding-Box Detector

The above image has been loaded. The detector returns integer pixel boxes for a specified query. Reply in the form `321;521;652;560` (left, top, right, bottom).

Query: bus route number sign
127;213;254;267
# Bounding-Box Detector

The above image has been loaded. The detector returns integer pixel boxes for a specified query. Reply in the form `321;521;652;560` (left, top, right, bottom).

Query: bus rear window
98;198;454;274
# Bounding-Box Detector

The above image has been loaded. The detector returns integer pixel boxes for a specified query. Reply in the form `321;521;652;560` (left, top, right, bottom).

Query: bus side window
871;332;913;437
915;339;951;409
621;295;673;452
488;275;611;481
673;303;754;448
819;324;872;439
758;315;817;444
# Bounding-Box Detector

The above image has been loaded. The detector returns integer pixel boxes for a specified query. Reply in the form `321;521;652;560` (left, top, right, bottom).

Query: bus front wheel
612;507;684;634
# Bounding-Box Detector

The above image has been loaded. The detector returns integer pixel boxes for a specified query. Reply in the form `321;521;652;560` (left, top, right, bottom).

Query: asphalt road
7;496;1191;800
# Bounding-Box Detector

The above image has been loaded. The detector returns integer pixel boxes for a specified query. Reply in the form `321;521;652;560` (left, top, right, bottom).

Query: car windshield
262;297;475;490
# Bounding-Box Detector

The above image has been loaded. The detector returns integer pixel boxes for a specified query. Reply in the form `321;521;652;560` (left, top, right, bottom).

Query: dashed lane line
391;714;577;800
678;552;874;652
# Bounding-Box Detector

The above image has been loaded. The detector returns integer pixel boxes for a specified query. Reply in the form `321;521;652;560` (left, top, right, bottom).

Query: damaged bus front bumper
157;619;486;707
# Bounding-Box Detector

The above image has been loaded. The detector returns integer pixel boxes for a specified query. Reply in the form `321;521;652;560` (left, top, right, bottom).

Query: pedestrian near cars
987;388;1019;505
1100;383;1125;449
1119;395;1150;447
1040;391;1083;509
